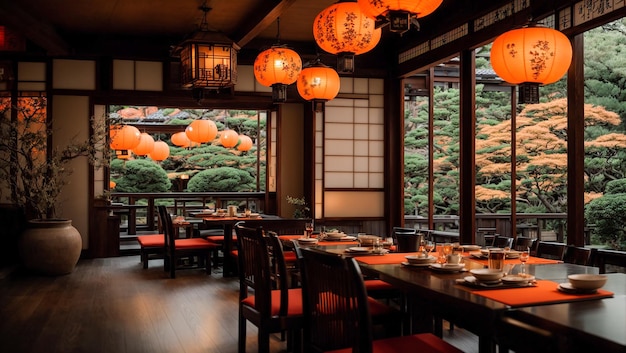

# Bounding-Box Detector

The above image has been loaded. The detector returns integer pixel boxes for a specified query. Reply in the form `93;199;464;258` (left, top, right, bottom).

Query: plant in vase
286;195;310;219
0;97;109;275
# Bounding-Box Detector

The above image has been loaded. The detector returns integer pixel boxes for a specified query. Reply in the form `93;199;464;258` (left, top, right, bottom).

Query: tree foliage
114;159;172;192
187;167;255;192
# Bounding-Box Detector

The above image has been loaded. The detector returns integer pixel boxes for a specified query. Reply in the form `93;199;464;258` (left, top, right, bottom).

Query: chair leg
258;327;270;353
238;309;246;353
205;253;211;275
170;256;176;278
141;249;148;269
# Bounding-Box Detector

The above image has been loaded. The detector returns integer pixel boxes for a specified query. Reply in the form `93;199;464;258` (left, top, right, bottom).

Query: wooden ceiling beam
232;0;298;48
0;0;70;55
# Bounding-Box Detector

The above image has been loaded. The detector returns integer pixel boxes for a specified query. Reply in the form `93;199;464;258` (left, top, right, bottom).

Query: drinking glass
488;248;505;271
424;240;435;255
442;243;453;256
304;223;313;238
519;247;530;275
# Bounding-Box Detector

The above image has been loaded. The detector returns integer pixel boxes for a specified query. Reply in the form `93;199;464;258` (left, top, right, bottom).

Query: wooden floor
0;256;479;353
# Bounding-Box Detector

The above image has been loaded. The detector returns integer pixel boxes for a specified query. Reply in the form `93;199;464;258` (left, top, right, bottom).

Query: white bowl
462;245;481;252
567;274;607;290
325;232;345;239
405;255;435;264
470;268;505;282
358;235;381;245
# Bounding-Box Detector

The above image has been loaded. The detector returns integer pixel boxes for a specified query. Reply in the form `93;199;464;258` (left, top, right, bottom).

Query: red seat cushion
174;238;219;249
367;297;397;317
241;288;303;316
364;279;396;292
327;332;463;353
137;235;164;247
283;251;297;263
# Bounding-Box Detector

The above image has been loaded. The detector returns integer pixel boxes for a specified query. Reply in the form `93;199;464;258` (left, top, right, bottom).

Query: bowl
405;255;435;264
358;235;381;245
325;232;345;239
567;274;607;290
470;268;505;282
462;245;481;252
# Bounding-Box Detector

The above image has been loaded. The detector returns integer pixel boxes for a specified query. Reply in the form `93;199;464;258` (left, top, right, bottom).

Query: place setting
344;237;389;255
323;231;357;242
458;247;536;289
557;274;608;294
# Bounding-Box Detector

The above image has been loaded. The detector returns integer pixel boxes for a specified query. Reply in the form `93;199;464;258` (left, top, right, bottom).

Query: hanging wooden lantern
220;129;239;148
132;133;155;156
357;0;442;34
491;25;572;103
185;119;218;143
148;141;170;161
110;125;141;150
236;135;253;152
253;46;302;102
314;2;381;73
297;61;340;111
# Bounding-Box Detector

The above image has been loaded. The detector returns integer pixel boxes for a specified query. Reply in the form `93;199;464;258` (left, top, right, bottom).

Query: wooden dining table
341;249;617;353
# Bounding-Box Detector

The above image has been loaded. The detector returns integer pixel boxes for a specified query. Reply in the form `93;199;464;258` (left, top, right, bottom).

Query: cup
488;248;505;271
304;222;313;239
373;238;384;254
446;253;462;265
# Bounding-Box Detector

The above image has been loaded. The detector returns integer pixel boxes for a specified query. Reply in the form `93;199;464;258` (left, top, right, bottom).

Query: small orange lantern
132;133;155;156
314;2;381;72
297;61;340;111
148;140;170;161
491;25;572;103
109;180;117;189
185;119;217;143
220;129;239;148
236;135;253;152
171;131;192;147
110;125;141;150
254;46;302;102
358;0;442;33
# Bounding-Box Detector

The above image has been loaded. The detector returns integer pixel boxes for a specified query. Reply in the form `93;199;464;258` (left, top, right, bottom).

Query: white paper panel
369;78;384;94
340;77;354;93
369;172;384;188
18;62;46;81
354;173;369;188
354;78;368;94
324;172;354;188
369;107;384;123
236;65;255;92
355;157;369;172
17;82;46;91
326;107;354;122
354;124;369;139
53;59;96;90
370;141;384;157
135;61;163;91
325;123;354;139
326;140;354;155
324;191;384;217
355;108;369;123
370;157;384;172
326;156;354;171
354;141;369;156
369;124;384;140
369;94;384;108
316;146;323;163
113;60;134;90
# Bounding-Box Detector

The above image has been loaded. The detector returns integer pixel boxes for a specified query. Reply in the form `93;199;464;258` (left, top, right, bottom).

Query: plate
463;276;503;287
325;232;347;239
404;255;437;264
462;245;481;251
297;238;318;243
429;263;465;272
557;282;598;294
325;235;356;241
502;275;535;284
506;251;521;259
401;261;433;267
470;252;487;259
346;247;371;253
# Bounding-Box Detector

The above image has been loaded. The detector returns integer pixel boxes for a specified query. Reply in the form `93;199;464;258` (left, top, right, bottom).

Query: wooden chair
299;247;463;353
593;249;626;274
513;236;535;252
563;246;594;266
496;310;565;353
235;224;304;353
535;241;566;261
157;206;219;278
392;227;418;252
136;234;164;269
483;234;496;247
493;235;514;249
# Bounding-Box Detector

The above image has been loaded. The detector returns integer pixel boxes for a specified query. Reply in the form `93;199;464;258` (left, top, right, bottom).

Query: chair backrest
235;224;285;317
157;205;175;255
395;233;421;252
300;247;373;353
593;249;626;274
563;246;593;266
513;236;535;251
493;235;514;249
483;234;496;247
535;241;566;261
266;231;290;291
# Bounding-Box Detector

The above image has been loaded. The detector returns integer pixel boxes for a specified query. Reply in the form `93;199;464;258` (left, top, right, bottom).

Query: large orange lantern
185;119;217;143
254;46;302;102
491;25;572;103
357;0;442;33
132;133;155;156
110;125;141;150
219;129;239;148
297;61;340;111
314;2;381;73
236;135;253;152
148;141;170;161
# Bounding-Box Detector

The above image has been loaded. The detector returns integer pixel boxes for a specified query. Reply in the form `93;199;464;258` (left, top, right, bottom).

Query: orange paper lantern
253;46;302;87
132;133;155;156
490;26;573;85
148;141;170;161
357;0;443;19
185;119;218;143
171;131;192;147
220;129;239;148
236;135;253;152
110;125;141;150
297;62;340;102
314;2;381;56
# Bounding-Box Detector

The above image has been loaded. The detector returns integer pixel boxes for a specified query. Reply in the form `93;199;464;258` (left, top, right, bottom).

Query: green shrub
114;159;172;192
585;192;626;250
187;167;255;192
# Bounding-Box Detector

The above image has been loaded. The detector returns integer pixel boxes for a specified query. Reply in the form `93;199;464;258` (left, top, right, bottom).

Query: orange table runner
355;252;425;265
463;280;613;307
464;255;560;266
